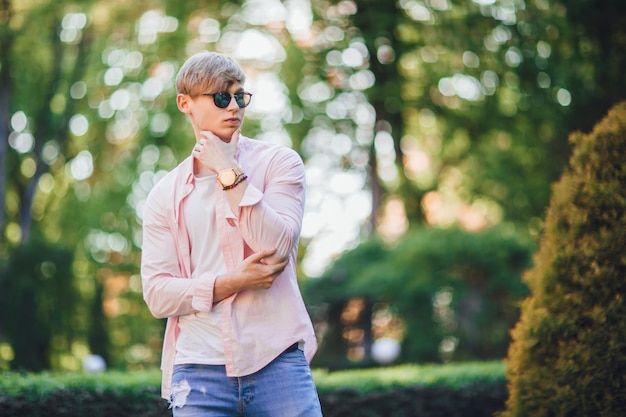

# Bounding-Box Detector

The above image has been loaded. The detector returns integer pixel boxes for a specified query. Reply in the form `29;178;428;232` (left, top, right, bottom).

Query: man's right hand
213;249;288;303
193;129;240;174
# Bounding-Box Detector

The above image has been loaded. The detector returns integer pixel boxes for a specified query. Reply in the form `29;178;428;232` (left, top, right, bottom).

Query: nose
226;96;240;109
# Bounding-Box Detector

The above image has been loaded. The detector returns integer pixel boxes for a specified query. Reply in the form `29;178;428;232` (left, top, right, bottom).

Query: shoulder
145;157;192;210
240;136;303;167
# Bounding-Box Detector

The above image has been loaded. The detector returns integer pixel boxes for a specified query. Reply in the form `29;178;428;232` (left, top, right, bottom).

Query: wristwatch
217;166;245;188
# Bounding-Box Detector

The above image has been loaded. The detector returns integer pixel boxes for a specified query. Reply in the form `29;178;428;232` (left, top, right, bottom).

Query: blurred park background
0;0;624;379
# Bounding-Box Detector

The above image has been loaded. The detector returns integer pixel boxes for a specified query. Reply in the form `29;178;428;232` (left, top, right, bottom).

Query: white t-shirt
175;174;228;365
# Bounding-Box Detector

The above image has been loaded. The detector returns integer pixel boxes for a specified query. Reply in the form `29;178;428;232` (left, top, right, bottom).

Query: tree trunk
0;0;13;239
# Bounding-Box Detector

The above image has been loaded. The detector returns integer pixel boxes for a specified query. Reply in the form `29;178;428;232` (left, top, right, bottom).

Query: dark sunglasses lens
213;92;231;108
234;93;244;107
234;92;249;108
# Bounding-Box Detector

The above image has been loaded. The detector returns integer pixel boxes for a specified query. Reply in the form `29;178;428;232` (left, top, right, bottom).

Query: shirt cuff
191;273;216;312
225;184;263;220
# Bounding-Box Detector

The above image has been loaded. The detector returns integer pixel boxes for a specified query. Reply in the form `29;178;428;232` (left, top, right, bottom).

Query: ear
177;94;191;114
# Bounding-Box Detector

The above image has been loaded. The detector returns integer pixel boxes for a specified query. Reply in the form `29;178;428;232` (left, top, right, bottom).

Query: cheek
194;110;218;127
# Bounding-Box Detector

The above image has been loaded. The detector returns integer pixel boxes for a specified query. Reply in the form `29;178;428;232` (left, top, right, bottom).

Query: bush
316;361;507;417
501;102;626;416
0;370;168;417
319;382;507;417
0;362;506;417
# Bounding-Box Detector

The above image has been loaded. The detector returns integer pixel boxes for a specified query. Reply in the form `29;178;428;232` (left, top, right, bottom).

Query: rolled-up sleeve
141;182;217;318
235;149;305;260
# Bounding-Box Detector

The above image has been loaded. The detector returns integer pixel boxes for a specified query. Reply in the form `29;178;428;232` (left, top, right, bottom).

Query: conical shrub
500;101;626;417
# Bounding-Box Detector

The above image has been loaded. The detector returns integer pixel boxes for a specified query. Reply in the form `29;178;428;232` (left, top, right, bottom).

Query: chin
218;131;233;141
219;129;237;141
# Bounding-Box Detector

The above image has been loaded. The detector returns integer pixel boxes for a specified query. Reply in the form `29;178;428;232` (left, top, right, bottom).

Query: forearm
141;244;218;317
142;275;202;318
213;272;243;304
223;177;248;217
239;203;300;263
220;185;298;264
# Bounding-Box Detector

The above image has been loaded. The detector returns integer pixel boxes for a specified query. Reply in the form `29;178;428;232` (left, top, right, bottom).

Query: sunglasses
202;91;253;108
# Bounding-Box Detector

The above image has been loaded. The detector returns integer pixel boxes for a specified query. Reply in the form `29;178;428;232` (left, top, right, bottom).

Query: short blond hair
175;51;246;96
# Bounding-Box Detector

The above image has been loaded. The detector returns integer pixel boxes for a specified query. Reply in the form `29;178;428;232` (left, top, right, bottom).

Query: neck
193;159;215;178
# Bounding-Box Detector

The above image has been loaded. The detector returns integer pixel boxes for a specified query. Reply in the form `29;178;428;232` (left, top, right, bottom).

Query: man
141;51;322;416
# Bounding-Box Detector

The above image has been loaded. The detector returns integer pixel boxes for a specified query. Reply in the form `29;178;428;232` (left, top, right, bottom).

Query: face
177;83;247;142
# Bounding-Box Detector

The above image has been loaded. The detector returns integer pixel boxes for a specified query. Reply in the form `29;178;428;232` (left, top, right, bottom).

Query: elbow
143;304;160;319
142;284;169;319
146;306;169;320
269;229;298;263
144;298;167;320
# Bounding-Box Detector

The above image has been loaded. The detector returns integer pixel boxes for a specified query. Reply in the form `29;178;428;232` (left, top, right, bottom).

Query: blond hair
175;51;246;96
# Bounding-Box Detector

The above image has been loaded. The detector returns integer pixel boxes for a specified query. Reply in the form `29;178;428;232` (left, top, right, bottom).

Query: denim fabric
170;349;323;417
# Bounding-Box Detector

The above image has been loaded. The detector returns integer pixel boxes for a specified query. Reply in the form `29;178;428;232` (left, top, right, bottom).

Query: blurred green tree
303;0;625;232
304;226;533;368
298;0;626;369
0;240;77;370
0;0;98;371
1;0;624;372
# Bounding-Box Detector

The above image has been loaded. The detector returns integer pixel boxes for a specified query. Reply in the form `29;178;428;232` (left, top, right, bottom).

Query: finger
230;129;240;145
201;131;218;141
247;248;277;263
267;259;288;273
271;261;288;277
274;258;288;268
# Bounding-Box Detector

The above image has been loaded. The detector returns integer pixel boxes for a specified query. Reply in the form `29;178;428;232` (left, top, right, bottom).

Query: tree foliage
306;0;626;230
304;226;534;368
501;102;626;417
0;240;77;370
0;0;624;371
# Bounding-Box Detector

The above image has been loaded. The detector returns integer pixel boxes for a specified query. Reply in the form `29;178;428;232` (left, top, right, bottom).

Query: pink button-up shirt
140;135;317;399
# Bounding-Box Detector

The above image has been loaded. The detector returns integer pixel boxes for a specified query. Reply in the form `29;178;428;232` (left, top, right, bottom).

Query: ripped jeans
170;348;323;417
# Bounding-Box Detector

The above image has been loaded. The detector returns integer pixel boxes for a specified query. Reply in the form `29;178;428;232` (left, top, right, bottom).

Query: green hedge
500;102;626;416
316;361;507;417
0;370;167;417
0;362;506;416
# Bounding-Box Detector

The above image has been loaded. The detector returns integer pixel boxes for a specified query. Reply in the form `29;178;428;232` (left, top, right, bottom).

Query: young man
140;51;322;416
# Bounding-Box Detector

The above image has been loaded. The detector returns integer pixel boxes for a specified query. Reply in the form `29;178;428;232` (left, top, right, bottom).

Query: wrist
222;174;247;191
217;166;245;189
214;273;241;302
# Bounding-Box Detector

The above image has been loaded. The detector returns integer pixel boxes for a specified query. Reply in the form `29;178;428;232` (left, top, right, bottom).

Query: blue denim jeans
170;349;323;416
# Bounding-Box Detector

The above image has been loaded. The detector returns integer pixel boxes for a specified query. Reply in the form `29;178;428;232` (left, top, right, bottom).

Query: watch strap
222;174;248;190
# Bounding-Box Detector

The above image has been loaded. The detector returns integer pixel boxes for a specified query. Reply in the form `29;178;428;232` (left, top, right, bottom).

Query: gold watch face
218;169;236;186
